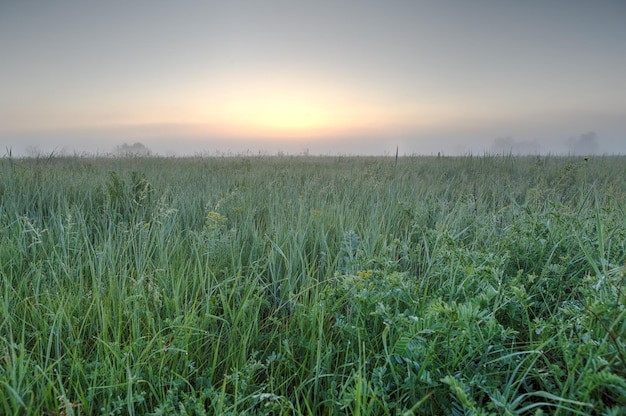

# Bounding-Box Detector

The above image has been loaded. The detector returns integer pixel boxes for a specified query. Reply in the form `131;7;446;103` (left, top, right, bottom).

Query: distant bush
115;142;152;157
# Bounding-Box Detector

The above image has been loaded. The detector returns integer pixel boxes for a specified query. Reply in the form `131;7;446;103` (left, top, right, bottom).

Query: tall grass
0;154;624;415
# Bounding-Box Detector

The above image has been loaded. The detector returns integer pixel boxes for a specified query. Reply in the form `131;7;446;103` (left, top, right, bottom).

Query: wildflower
356;270;373;279
205;211;228;232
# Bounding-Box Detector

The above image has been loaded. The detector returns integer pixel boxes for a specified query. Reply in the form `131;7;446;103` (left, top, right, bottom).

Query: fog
2;134;625;159
1;118;625;158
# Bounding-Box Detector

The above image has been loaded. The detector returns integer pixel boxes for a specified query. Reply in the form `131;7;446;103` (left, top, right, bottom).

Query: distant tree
566;132;599;155
115;142;152;157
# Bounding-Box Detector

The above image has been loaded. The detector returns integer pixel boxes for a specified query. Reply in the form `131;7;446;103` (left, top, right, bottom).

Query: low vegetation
1;154;624;415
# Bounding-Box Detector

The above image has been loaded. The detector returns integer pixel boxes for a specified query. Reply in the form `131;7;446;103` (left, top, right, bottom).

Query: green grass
0;154;625;415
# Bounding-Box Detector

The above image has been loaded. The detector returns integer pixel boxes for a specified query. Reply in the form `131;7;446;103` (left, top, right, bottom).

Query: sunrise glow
220;96;340;138
205;78;403;139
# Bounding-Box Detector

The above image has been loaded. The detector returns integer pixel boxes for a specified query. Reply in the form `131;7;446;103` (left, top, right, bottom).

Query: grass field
1;154;625;415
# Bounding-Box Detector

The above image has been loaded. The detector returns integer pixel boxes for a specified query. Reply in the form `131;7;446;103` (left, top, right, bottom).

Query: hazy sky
1;1;625;156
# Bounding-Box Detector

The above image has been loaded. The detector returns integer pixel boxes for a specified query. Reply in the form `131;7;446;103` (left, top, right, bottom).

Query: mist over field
2;124;625;157
3;1;626;413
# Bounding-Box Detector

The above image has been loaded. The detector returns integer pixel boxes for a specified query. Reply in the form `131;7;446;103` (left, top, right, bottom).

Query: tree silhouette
115;142;152;157
566;132;599;155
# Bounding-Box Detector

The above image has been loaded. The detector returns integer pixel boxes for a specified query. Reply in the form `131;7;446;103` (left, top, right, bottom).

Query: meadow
0;154;624;415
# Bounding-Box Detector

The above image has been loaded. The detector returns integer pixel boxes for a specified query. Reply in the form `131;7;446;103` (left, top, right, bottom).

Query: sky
1;1;625;156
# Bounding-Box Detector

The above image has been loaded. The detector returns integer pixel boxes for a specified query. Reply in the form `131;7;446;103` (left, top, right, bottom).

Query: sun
212;80;353;139
198;75;425;140
249;99;338;136
226;97;342;138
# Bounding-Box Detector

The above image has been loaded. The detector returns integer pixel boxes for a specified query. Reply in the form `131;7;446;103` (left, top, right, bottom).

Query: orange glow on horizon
3;76;447;140
205;81;354;139
197;79;433;139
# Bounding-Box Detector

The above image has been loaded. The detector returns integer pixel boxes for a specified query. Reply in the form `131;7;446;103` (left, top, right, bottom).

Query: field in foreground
0;155;625;415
